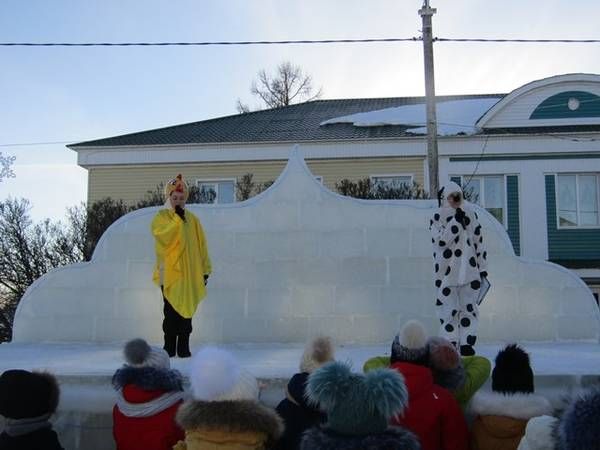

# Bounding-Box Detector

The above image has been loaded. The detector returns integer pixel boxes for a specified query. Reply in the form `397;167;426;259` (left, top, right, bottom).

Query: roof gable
477;73;600;129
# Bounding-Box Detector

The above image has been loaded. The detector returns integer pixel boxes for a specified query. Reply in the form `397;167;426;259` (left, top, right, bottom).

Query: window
197;179;235;204
370;174;413;190
557;174;600;228
454;175;506;226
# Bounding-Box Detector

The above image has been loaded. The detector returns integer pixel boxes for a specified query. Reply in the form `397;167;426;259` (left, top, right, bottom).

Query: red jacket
113;384;184;450
391;362;469;450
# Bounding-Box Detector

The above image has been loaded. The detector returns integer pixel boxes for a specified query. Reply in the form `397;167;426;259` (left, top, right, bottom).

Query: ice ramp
13;148;600;344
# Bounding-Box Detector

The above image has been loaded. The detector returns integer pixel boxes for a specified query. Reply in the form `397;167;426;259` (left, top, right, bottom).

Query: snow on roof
320;97;501;136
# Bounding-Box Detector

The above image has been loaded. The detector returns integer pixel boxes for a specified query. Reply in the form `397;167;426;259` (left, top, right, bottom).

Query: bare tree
0;152;16;182
0;198;84;341
237;61;323;113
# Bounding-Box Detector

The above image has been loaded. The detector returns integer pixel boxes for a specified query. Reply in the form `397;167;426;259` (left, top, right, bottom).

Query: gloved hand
204;274;209;286
175;205;186;222
455;208;466;228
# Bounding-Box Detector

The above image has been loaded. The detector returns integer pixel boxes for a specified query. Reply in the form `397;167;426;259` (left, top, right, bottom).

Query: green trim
450;153;600;162
545;175;600;263
506;175;521;255
530;91;600;120
549;259;600;269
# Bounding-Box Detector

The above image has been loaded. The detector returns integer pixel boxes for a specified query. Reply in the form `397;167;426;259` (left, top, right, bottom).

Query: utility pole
419;0;439;197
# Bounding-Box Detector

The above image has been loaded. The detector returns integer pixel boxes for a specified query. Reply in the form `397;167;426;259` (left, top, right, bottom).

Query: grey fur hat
124;338;170;370
557;387;600;450
306;361;409;436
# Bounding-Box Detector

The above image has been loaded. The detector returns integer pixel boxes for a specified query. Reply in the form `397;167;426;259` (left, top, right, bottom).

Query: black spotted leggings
436;283;479;348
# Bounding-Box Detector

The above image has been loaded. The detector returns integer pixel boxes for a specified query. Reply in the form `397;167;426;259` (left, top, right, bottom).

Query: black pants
161;288;192;335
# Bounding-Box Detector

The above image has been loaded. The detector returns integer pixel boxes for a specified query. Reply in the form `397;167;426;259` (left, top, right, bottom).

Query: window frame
452;174;509;229
555;173;600;230
196;178;237;204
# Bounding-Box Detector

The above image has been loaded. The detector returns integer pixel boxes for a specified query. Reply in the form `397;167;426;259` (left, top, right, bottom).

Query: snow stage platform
2;149;599;449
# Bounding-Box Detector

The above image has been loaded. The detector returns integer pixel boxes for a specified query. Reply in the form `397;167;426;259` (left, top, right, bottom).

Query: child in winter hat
174;347;283;450
390;320;430;366
470;344;552;450
555;387;600;450
364;326;491;411
389;320;469;450
275;336;335;450
301;361;419;450
0;369;64;450
428;336;491;408
112;338;185;450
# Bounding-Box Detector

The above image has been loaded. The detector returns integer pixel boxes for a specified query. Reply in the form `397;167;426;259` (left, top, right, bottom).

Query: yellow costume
151;175;212;319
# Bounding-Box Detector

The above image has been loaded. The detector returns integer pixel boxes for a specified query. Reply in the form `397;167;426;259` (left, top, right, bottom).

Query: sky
1;0;600;221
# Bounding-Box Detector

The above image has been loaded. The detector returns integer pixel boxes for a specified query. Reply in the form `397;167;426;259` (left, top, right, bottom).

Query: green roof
69;94;505;148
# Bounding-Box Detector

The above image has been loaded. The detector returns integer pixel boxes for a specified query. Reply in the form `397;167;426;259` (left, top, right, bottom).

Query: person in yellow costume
151;174;212;358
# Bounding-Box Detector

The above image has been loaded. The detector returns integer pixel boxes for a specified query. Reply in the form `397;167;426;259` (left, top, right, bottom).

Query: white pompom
189;347;240;401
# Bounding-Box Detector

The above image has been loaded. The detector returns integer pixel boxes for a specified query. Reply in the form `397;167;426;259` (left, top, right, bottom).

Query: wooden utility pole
419;0;439;197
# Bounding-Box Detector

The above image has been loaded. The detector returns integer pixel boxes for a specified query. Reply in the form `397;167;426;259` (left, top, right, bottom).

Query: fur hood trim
176;399;283;441
471;391;552;420
301;426;420;450
112;366;183;392
518;415;558;450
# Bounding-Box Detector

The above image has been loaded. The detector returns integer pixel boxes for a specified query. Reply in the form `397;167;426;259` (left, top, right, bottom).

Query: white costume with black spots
430;181;488;352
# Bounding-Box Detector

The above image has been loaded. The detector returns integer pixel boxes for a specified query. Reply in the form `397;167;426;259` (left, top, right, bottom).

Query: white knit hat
189;347;258;402
124;339;171;370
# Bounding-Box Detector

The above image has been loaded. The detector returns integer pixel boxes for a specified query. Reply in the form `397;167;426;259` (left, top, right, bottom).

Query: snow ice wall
13;149;600;344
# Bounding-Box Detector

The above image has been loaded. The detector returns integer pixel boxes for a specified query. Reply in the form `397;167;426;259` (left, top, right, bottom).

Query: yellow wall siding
87;157;425;204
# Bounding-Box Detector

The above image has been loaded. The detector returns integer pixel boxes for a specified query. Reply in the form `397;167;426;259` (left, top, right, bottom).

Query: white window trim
369;173;414;186
555;173;600;230
196;178;237;204
452;174;509;229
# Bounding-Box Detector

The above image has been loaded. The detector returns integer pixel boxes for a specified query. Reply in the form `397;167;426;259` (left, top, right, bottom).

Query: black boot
460;344;475;356
163;334;176;357
177;334;192;358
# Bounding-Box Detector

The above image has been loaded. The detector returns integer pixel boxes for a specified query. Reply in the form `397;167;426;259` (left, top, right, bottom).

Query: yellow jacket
173;400;283;450
151;208;212;318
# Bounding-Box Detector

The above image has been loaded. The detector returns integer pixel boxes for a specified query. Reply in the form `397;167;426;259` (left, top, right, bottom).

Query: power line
0;140;79;147
0;37;420;47
2;37;600;47
436;37;600;43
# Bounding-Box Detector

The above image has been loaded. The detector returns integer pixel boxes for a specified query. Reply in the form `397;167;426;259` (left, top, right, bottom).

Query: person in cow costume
430;181;488;356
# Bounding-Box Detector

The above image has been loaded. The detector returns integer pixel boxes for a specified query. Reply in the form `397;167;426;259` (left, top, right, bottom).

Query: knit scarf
116;390;184;418
3;414;52;437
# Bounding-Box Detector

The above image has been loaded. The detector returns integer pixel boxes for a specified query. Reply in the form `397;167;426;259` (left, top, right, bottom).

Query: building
70;73;600;297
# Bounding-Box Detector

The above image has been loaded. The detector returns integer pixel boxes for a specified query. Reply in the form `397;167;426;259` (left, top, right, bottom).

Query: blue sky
1;0;600;220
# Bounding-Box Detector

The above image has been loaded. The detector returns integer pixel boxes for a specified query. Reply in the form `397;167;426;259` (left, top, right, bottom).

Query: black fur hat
492;344;534;394
0;370;60;419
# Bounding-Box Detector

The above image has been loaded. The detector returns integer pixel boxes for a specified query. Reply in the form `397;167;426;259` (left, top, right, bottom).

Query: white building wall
440;157;600;260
